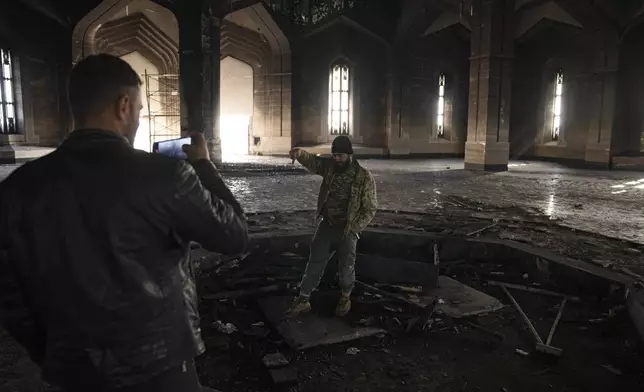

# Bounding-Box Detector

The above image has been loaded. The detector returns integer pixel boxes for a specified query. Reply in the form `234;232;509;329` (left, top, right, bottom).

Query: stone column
57;31;74;136
178;0;222;165
384;55;396;151
386;52;408;155
584;32;619;169
464;0;515;171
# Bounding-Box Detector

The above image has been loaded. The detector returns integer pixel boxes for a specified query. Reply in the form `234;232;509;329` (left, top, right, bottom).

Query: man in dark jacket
0;54;248;391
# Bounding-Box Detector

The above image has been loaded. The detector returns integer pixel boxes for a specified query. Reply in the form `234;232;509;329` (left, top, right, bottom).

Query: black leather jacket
0;129;248;388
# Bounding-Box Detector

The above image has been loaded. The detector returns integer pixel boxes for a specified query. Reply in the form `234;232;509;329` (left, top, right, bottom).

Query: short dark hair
68;54;141;123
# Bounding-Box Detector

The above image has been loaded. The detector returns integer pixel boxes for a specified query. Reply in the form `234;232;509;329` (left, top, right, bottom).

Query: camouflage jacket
296;150;377;235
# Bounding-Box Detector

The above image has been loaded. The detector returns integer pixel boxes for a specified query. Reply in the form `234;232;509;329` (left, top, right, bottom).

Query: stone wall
292;22;388;147
20;57;65;146
614;23;644;156
390;25;470;156
0;6;67;148
511;23;595;161
6;1;644;167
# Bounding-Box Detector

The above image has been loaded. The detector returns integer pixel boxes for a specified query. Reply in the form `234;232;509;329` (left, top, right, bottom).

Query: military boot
286;295;312;315
335;293;351;317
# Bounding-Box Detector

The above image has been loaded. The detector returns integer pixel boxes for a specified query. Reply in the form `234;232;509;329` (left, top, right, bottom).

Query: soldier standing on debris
288;136;378;316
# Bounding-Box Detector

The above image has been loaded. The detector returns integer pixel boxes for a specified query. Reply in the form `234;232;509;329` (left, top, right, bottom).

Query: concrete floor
2;158;643;244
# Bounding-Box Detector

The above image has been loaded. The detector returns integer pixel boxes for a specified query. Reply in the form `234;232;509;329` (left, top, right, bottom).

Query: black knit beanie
332;136;353;154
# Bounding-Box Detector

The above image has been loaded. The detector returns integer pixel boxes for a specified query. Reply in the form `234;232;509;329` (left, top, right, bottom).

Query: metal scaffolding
144;71;181;148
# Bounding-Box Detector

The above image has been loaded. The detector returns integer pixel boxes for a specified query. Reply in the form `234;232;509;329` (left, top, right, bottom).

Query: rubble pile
193;241;644;392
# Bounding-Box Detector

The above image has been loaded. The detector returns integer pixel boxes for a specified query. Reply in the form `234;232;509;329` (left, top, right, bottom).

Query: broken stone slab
262;352;289;368
412;276;504;318
258;296;387;350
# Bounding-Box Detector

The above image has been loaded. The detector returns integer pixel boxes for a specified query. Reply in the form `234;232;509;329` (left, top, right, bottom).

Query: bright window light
328;64;350;135
437;74;446;137
552;70;563;141
0;48;17;134
221;115;250;159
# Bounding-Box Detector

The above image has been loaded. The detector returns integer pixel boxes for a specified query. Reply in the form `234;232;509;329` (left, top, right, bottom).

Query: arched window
0;49;17;134
328;63;350;135
552;69;563;141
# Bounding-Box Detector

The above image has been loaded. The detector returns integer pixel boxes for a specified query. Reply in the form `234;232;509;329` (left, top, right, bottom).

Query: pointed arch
94;13;179;73
515;1;582;40
72;0;135;62
71;0;179;65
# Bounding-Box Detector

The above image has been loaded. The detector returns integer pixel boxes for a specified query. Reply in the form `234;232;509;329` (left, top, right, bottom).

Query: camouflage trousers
299;219;358;297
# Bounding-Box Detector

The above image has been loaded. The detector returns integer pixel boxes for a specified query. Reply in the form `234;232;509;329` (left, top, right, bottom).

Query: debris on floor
500;285;564;357
213;320;237;334
262;352;289;368
602;364;623;376
345;347;360;355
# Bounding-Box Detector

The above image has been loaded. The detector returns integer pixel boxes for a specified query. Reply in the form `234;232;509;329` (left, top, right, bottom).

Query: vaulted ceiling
13;0;644;43
95;13;179;73
15;0;263;29
408;0;644;41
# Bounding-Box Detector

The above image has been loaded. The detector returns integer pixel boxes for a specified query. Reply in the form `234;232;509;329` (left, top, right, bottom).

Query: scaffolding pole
144;70;181;149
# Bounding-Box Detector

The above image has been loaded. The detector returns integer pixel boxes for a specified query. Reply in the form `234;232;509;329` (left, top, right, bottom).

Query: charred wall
613;23;644;156
0;3;69;147
510;22;595;161
395;25;470;155
292;21;388;147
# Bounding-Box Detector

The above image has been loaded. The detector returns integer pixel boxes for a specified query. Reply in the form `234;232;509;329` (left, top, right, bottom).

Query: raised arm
168;160;248;255
168;133;248;255
290;148;329;176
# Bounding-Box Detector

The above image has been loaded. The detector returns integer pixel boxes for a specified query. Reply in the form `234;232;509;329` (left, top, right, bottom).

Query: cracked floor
2;158;643;244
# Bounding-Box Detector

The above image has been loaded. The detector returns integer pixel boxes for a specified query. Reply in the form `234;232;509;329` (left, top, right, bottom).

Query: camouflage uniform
294;150;378;296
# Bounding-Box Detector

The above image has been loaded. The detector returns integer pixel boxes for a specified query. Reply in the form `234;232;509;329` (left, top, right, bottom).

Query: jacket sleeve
295;150;329;176
351;172;378;233
0;187;45;366
168;159;248;255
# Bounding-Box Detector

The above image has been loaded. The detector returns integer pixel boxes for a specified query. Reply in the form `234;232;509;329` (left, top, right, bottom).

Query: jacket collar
60;129;132;152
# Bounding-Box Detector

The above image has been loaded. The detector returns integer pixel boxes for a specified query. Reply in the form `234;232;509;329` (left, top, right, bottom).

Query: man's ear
115;94;130;121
